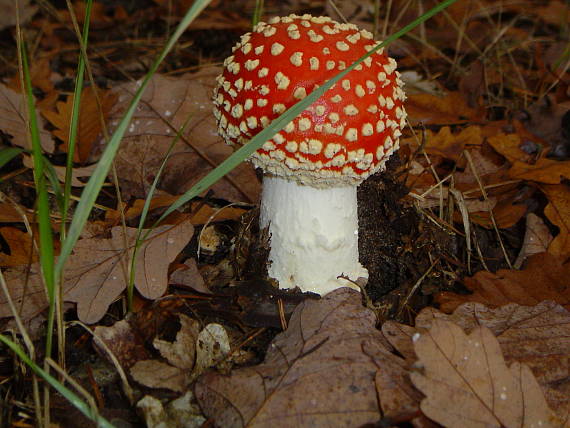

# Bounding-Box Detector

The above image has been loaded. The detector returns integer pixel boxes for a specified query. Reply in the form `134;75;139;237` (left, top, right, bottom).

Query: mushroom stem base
259;175;368;295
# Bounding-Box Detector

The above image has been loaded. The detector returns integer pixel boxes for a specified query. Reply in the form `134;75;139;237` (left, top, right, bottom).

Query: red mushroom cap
213;14;407;187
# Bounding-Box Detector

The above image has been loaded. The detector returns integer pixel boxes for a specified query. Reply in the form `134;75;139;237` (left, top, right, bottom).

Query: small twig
277;298;287;330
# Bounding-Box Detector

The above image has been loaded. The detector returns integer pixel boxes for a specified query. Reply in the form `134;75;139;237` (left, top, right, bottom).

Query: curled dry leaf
153;314;200;371
411;319;559;428
107;68;260;202
195;288;412;428
436;252;570;313
64;218;194;323
514;213;553;268
0;83;54;153
137;392;206;428
541;184;570;259
193;323;231;378
130;320;230;393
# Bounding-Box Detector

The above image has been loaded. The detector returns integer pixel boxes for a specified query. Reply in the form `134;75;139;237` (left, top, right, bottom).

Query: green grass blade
0;147;25;171
154;0;460;225
0;335;117;428
62;0;93;233
252;0;264;26
21;43;56;355
42;155;65;218
54;0;214;280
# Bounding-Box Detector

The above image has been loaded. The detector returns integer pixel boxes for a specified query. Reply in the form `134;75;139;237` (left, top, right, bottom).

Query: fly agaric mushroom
213;14;407;295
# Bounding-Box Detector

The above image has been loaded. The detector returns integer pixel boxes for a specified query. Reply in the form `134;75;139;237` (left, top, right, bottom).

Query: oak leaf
385;301;570;422
42;87;117;163
108;69;260;202
64;219;194;323
411;319;559;428
436;252;570;312
424;126;483;161
0;83;54;153
195;288;412;428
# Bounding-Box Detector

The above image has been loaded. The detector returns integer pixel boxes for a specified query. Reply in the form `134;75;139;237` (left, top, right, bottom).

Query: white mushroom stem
259;175;368;295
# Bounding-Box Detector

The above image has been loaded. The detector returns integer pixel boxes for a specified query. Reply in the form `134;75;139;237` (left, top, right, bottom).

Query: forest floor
0;0;569;427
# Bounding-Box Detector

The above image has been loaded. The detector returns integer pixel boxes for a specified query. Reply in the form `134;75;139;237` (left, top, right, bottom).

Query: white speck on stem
165;110;172;117
112;276;117;280
500;393;507;400
412;332;421;343
167;238;175;244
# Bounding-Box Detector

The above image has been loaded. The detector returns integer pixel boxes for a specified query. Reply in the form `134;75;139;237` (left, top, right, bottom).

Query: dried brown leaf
541;184;570;259
130;360;189;393
0;82;54;153
514;213;553;268
0;227;36;267
381;321;418;363
0;202;33;223
424;126;483;161
42;87;117;163
153;314;200;371
64;219;194;323
487;133;533;164
93;319;152;370
406;92;480;125
509;158;570;184
108;69;259;202
436;252;570;312
387;301;570;423
411;319;559;428
195;288;409;428
170;258;209;294
487;133;570;184
0;263;47;322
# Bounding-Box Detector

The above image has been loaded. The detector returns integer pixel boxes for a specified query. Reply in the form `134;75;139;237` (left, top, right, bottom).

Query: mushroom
213;14;407;295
